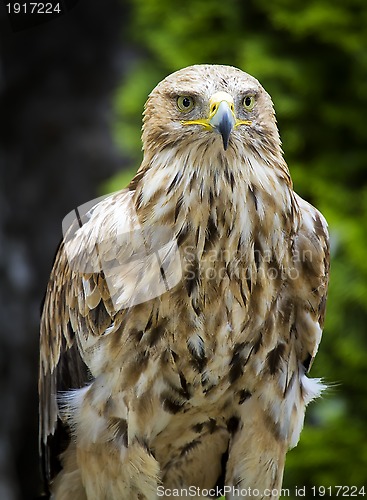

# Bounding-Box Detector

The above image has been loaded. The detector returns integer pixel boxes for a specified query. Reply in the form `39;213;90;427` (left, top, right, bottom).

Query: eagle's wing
294;193;329;375
39;188;145;481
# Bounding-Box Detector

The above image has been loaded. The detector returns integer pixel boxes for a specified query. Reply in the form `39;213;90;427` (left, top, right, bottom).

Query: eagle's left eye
243;95;256;111
177;96;195;112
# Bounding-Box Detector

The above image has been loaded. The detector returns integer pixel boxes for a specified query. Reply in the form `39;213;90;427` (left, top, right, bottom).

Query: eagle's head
142;64;283;164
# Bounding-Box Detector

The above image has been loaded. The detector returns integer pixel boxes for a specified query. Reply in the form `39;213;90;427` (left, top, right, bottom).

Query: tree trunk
0;2;128;497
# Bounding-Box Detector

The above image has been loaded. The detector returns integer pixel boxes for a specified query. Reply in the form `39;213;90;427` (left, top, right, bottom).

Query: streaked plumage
39;64;329;499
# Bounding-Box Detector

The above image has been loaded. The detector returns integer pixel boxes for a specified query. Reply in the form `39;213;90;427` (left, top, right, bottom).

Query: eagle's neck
134;145;299;252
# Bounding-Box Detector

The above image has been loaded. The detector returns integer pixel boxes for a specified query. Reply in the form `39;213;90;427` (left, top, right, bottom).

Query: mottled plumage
39;65;329;499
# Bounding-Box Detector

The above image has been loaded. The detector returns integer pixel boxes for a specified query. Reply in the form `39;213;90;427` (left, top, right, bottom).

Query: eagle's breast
126;149;300;416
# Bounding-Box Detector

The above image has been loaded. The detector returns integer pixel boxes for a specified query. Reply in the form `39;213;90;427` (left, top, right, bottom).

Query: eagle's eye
243;95;256;111
177;96;195;112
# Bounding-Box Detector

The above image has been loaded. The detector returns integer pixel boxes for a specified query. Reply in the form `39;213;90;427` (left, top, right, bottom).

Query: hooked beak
181;91;251;151
209;99;235;150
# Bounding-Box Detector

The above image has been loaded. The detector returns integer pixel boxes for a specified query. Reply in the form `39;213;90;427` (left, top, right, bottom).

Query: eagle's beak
208;94;236;151
181;91;251;151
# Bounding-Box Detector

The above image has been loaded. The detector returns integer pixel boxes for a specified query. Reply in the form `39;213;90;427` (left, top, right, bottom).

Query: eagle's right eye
177;96;195;112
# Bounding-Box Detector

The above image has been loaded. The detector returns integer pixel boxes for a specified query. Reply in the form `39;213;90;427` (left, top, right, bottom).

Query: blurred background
0;0;366;498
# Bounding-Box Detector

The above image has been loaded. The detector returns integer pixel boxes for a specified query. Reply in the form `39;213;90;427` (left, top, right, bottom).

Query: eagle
39;64;329;499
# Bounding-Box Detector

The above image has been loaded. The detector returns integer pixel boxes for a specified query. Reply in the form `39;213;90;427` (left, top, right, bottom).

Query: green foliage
108;0;367;491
